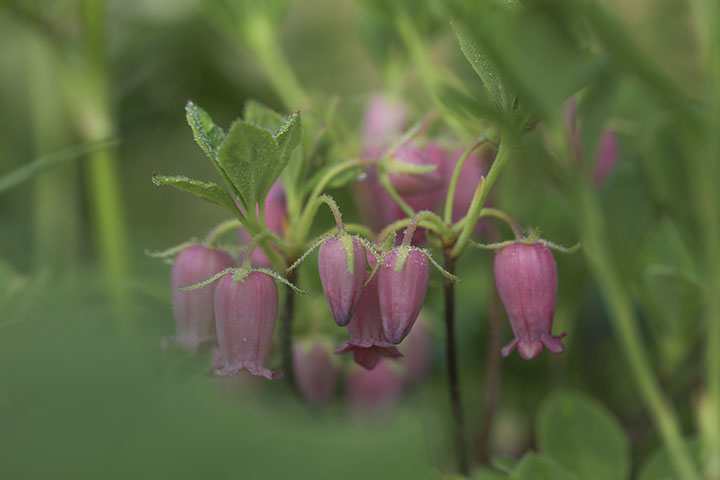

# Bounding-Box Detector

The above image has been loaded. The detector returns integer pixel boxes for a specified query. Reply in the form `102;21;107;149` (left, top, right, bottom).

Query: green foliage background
0;0;716;479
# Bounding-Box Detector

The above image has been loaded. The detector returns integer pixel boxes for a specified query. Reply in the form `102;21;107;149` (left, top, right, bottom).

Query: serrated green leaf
185;101;226;158
216;120;280;209
243;99;285;132
275;112;301;166
151;174;238;213
511;453;578;480
452;22;507;110
536;391;630;480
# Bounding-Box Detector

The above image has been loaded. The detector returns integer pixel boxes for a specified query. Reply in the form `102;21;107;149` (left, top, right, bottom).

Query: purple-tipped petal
319;236;366;326
170;246;235;352
494;242;565;361
213;271;282;379
378;248;430;344
501;338;520;358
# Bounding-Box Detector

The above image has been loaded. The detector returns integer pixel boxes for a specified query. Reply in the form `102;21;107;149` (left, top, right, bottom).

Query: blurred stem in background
28;34;81;271
568;178;699;480
690;0;720;475
73;0;131;324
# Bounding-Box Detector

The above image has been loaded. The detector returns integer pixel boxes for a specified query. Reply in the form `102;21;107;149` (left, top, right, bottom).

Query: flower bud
170;246;234;351
352;167;399;233
494;242;565;360
336;253;402;369
378;247;430;344
362;94;408;154
212;271;282;379
347;360;405;415
388;143;443;195
592;128;618;185
318;236;366;327
293;339;339;405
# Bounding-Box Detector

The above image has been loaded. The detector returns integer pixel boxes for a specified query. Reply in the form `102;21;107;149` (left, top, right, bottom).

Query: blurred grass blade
0;139;118;194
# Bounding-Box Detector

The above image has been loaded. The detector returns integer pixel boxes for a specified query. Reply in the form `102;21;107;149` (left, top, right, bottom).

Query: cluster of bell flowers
163;92;618;405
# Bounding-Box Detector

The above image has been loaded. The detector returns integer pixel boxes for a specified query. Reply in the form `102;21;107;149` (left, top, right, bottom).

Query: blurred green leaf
474;468;508;480
217;120;280;210
510;452;578;480
151;174;238;213
636;438;701;480
536;390;630;480
0;139;117;194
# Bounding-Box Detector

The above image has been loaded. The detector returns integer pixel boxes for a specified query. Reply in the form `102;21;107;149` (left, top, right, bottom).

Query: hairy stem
443;253;469;475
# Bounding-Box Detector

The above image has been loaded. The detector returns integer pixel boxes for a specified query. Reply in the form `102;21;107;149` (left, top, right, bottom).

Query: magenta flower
388;143;443;195
170;245;234;351
400;313;431;382
494;242;565;360
293;340;339;405
362;94;408;156
347;360;405;415
212;271;282;379
592;128;619;185
378;247;430;344
336;253;402;369
237;180;288;267
318;236;366;326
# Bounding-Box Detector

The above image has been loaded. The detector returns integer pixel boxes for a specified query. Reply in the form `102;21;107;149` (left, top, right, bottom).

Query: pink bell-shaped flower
318;236;366;326
212;271;282;379
336;254;403;370
494;242;565;360
293;339;339;405
388;143;443;195
362;94;408;157
400;313;431;382
170;245;234;351
347;360;405;415
378;247;430;344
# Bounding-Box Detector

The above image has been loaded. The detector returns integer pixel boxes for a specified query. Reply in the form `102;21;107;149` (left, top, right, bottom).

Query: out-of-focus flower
293;339;339;405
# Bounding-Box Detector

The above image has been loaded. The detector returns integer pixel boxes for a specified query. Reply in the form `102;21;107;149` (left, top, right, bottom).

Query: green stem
379;173;415;218
570;181;699;480
444;138;486;224
243;13;308;109
293;160;367;246
77;0;131;323
451;138;512;258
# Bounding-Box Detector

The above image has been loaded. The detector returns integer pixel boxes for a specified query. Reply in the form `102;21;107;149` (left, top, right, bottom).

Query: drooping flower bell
212;271;282;379
388;143;444;196
336;252;402;369
170;245;234;351
318;235;366;327
293;339;339;405
494;241;565;360
378;246;430;344
347;360;405;416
